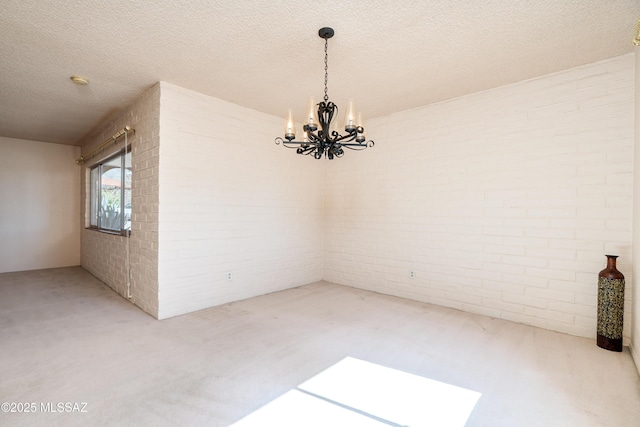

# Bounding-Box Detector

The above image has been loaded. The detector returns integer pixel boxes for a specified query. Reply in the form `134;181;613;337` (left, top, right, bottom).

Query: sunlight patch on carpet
231;357;481;427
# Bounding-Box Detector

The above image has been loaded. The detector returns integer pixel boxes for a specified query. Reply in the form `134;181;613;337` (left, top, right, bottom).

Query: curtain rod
75;126;135;164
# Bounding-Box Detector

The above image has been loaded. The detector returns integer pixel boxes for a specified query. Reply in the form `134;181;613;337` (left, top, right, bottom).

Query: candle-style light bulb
284;109;296;140
344;98;356;132
305;97;319;131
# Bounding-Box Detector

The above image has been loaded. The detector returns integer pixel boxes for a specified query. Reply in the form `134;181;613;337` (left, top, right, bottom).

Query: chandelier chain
324;37;329;103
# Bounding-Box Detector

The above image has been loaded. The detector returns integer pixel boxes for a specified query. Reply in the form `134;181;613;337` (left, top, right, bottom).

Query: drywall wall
156;82;323;319
0;137;80;273
323;54;635;340
80;83;160;318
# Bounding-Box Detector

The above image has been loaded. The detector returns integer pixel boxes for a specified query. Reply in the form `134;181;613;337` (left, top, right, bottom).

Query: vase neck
606;255;618;270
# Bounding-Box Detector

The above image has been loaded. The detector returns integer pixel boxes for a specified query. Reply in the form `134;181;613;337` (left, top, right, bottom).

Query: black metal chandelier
275;27;374;160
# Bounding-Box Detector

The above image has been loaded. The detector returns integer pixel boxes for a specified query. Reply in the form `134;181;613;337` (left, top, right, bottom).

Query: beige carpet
1;266;639;426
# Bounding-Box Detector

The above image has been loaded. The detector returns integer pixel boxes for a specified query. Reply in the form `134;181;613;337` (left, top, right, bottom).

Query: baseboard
630;341;640;376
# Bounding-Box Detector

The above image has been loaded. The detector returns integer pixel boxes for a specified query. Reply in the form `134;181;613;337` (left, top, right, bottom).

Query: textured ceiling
1;0;638;145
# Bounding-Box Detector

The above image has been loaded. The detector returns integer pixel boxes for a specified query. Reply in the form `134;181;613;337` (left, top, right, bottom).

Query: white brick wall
77;54;637;347
323;54;635;341
80;83;160;318
631;47;640;374
156;82;323;319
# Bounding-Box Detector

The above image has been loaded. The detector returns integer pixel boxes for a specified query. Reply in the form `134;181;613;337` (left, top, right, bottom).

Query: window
89;151;131;234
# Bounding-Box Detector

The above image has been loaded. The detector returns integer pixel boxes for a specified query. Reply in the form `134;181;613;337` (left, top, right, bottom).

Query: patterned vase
597;255;624;352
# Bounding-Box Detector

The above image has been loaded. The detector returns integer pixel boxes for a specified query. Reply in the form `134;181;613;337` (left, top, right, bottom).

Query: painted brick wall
80;83;160;318
632;47;640;374
323;54;635;340
156;82;323;319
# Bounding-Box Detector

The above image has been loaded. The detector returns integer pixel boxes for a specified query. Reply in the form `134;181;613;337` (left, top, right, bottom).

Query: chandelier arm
283;142;307;149
280;138;319;145
340;140;375;150
278;137;310;148
339;145;367;151
279;138;320;150
331;131;358;144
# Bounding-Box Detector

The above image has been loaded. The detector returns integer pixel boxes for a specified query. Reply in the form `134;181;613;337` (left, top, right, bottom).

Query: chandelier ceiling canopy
275;27;374;160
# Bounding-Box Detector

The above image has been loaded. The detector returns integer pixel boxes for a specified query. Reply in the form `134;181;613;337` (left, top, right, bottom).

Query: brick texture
323;54;634;341
156;82;323;318
77;54;635;345
631;48;640;374
80;83;160;318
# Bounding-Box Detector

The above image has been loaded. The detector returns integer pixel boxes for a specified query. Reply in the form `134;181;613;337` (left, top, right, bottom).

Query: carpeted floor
1;266;639;426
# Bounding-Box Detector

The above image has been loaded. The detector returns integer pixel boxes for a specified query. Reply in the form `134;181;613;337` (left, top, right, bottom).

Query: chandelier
275;27;374;160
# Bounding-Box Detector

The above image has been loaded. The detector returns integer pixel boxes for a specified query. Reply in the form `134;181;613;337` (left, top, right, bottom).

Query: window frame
88;150;131;236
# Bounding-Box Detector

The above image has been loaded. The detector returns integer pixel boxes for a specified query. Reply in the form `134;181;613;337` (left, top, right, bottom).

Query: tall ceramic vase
597;255;624;352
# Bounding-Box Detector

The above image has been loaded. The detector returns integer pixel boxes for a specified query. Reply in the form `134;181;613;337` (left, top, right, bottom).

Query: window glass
100;156;123;231
90;167;100;227
89;151;131;234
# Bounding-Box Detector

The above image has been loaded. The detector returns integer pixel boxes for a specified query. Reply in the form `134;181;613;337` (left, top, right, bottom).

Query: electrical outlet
226;272;232;281
410;271;416;279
